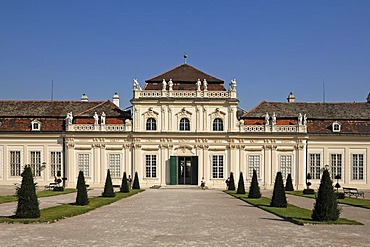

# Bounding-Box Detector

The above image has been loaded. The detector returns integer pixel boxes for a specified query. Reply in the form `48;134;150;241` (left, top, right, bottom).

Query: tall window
30;151;41;176
145;155;156;178
179;118;190;131
78;154;90;177
280;155;292;179
51;151;62;177
309;154;321;179
330;154;342;179
213;118;224;131
212;155;224;178
352;154;364;180
10;151;21;176
146;118;157;130
248;155;260;178
109;154;121;177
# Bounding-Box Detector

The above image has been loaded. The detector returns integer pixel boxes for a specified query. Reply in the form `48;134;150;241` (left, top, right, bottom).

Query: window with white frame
146;118;157;130
332;122;341;132
309;154;321;179
109;154;121;177
78;154;90;177
30;151;41;176
31;120;41;131
212;155;224;178
50;151;62;177
280;155;292;179
352;154;364;180
212;118;224;131
248;155;260;178
330;154;342;179
145;155;156;178
10;151;21;176
179;118;190;131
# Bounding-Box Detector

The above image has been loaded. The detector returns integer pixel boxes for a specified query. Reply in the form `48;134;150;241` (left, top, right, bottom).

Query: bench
343;187;365;198
44;182;59;191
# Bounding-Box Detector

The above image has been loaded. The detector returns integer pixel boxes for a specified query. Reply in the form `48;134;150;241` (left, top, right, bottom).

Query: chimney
287;92;295;103
113;92;120;107
81;93;89;102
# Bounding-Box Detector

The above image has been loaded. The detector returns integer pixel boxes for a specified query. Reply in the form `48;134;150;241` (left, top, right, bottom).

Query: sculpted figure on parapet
133;79;141;91
272;112;276;125
101;112;106;125
203;79;208;91
229;79;237;91
168;79;173;91
162;79;167;91
93;112;99;125
196;79;201;91
66;112;73;125
265;112;269;125
298;113;303;125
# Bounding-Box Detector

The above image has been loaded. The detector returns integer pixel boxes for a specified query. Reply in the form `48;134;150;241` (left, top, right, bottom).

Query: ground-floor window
248;155;260;178
30;151;41;177
51;151;62;178
330;154;342;179
352;154;364;180
146;155;156;178
78;154;90;177
309;154;321;179
109;154;121;177
10;151;21;176
212;155;224;178
280;155;292;179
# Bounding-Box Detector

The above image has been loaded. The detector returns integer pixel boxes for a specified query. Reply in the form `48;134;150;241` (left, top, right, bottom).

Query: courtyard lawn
286;191;370;209
0;189;143;224
226;191;361;225
0;189;77;204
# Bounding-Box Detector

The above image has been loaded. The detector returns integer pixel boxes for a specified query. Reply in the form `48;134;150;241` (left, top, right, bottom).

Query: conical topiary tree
285;174;294;191
270;172;287;207
120;172;130;193
102;169;115;197
248;169;261;198
132;171;140;189
15;165;40;218
236;172;246;194
312;169;340;221
228;172;236;191
76;170;89;206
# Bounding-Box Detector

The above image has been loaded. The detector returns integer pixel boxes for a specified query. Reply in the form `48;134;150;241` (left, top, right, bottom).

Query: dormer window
31;120;41;131
332;122;341;132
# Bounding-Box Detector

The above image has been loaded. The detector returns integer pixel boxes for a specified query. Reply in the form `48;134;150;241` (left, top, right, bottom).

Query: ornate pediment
175;107;192;118
209;108;226;119
142;107;159;118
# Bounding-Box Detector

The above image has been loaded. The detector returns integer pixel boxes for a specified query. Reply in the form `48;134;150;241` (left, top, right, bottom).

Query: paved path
0;188;370;246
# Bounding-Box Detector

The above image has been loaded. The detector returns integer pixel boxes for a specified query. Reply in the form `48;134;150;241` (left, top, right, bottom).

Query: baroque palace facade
0;64;369;190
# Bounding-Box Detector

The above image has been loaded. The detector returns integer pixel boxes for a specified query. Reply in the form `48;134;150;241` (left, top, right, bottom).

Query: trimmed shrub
228;172;236;191
102;169;115;197
132;171;140;189
303;189;315;194
76;171;89;206
248;169;261;198
15;165;40;218
312;169;340;221
285;174;294;191
270;172;287;207
236;172;246;194
120;172;130;193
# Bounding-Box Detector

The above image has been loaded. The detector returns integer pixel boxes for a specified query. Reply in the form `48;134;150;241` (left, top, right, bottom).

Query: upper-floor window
31;120;41;131
146;118;157;130
179;118;190;131
213;118;224;131
332;122;341;132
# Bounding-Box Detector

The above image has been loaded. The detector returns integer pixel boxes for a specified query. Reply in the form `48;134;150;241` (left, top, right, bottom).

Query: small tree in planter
76;171;89;206
120;172;130;193
248;169;261;198
228;172;236;191
236;172;246;194
285;174;294;191
132;171;140;189
270;172;287;207
15;165;40;218
102;169;115;197
334;174;344;199
303;173;314;194
312;169;340;221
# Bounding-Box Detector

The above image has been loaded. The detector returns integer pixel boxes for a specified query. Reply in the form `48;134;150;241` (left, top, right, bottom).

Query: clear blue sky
0;1;369;110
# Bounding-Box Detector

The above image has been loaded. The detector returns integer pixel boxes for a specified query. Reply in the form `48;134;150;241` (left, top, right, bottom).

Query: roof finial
183;53;187;64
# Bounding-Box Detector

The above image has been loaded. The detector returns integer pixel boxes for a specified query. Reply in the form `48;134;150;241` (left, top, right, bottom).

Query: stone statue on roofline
101;112;106;125
168;79;173;91
66;112;73;125
264;112;269;125
298;113;303;125
196;79;201;91
93;112;99;125
203;79;208;91
162;79;167;91
272;112;276;125
229;79;237;92
133;79;141;91
303;114;307;125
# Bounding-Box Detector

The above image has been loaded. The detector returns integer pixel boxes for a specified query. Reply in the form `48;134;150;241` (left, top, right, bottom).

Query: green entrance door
178;157;192;184
169;156;198;185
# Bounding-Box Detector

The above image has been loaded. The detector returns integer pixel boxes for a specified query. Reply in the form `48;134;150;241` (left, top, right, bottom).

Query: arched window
179;118;190;131
146;118;157;130
213;118;223;131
